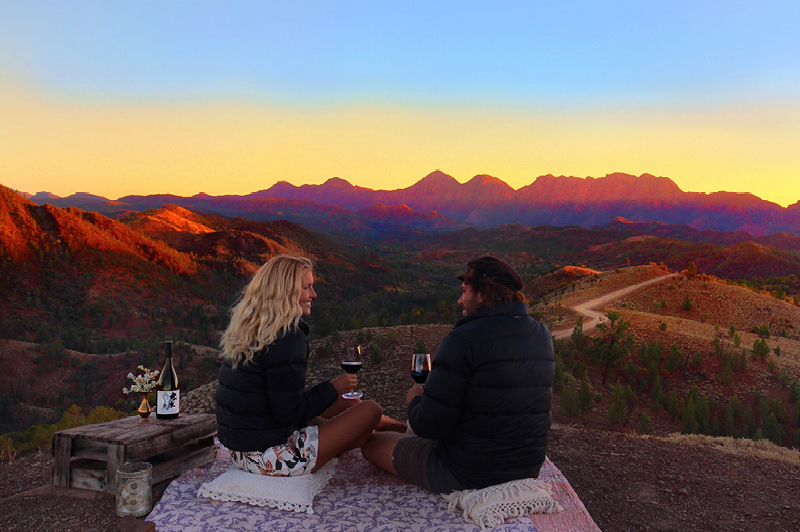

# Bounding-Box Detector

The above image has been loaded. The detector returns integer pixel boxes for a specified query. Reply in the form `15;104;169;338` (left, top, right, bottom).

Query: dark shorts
392;437;464;494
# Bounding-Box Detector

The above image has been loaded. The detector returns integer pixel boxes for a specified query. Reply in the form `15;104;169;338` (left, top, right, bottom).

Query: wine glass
340;346;363;399
410;353;432;384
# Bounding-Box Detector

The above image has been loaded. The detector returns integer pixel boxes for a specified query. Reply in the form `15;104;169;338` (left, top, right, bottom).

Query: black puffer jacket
407;302;554;492
215;321;338;452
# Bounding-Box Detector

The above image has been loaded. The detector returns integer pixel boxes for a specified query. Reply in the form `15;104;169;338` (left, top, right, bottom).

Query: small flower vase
137;393;152;421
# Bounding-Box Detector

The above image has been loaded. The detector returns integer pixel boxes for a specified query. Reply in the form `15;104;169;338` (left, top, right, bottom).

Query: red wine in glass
411;353;431;384
341;361;363;374
341;346;363;399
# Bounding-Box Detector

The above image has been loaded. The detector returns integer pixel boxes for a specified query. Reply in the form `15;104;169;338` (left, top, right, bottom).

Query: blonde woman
215;255;384;476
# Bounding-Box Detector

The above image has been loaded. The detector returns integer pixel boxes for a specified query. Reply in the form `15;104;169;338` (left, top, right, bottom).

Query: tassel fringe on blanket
442;477;564;530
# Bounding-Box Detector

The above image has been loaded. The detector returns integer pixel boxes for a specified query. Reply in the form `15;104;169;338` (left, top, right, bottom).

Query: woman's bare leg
319;395;360;419
361;431;410;476
313;400;382;472
319;396;406;432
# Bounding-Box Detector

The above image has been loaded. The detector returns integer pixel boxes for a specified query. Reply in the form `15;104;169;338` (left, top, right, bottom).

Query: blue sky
2;1;799;204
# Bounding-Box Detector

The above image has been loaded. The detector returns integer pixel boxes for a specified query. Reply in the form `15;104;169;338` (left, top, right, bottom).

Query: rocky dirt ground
2;421;799;532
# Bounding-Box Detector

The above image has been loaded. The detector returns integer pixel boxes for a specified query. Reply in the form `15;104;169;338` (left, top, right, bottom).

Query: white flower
122;367;161;394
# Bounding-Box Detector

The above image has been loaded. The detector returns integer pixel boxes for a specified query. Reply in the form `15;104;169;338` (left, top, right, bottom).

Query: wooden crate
52;413;217;493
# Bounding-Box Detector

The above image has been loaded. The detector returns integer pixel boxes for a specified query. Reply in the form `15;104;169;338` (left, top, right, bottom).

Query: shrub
651;375;665;410
559;376;580;422
753;338;770;361
789;381;800;403
665;390;679;420
318;338;334;358
608;384;635;426
577;378;594;426
638;412;652;435
721;358;733;384
767;358;777;374
369;341;382;363
682;296;693;312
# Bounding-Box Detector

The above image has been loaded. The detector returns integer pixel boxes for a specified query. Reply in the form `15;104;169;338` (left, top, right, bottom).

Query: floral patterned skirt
230;425;319;477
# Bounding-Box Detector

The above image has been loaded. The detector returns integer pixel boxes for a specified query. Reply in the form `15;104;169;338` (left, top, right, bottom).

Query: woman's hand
406;384;423;404
331;373;357;395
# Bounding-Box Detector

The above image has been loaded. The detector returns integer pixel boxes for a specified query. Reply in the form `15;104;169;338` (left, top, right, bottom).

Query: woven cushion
197;458;337;514
443;477;563;530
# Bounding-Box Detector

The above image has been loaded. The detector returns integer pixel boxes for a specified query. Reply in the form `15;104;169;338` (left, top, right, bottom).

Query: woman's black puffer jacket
407;302;554;492
215;322;338;452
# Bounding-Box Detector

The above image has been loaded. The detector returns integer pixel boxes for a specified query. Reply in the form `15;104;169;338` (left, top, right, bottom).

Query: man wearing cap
363;256;554;494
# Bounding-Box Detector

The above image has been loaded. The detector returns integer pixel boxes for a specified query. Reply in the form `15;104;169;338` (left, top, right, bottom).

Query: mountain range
23;171;800;236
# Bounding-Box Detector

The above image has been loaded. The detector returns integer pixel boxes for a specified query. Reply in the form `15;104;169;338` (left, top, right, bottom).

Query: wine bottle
156;341;180;419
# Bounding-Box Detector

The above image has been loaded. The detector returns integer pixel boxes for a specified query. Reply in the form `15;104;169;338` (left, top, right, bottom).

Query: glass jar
115;462;153;517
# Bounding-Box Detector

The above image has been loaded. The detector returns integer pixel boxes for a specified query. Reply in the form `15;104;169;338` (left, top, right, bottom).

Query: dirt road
551;273;680;340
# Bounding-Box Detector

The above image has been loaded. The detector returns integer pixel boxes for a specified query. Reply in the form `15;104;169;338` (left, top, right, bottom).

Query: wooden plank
57;415;136;437
150;444;217;484
55;414;214;446
69;460;108;492
88;414;215;446
51;433;73;487
105;443;126;493
125;422;216;462
113;414;216;445
69;439;112;461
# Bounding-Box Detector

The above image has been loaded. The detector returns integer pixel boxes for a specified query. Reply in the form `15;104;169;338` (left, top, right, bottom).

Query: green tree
665;390;679;420
753;338;770;361
722;403;736;437
742;405;757;438
591;311;635;385
638;412;652;435
559;376;580;422
369;341;382;363
682;295;693;312
681;396;699;434
695;393;711;434
577;377;594;427
608;383;636;426
721;357;733;384
789;381;800;403
651;375;665;411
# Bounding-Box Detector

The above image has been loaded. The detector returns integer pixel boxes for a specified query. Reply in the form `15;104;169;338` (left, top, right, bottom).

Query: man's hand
406;384;423;404
331;373;357;395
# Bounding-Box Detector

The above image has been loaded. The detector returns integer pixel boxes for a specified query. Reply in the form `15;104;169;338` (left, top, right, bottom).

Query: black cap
457;256;524;291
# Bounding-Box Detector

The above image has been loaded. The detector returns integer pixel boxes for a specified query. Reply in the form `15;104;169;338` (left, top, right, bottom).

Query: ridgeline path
551;273;681;340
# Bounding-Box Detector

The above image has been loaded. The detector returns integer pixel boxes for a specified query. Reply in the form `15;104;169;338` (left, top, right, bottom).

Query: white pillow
197;458;337;514
442;477;563;530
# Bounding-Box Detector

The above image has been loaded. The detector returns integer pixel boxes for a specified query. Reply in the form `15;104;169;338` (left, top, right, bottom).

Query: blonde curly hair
220;255;313;368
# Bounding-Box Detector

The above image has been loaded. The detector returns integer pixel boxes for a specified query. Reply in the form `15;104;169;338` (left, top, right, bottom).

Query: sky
1;1;799;206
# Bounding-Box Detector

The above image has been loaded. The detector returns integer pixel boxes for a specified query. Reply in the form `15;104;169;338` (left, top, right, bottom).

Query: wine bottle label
157;389;180;415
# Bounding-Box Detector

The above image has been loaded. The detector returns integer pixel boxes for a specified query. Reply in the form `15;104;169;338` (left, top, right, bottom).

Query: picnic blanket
147;441;601;531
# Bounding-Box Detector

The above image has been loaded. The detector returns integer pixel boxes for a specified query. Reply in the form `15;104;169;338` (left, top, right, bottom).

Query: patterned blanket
147;442;600;531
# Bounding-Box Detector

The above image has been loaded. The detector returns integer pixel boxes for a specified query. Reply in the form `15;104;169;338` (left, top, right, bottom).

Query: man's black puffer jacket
215;321;338;452
407;302;554;492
